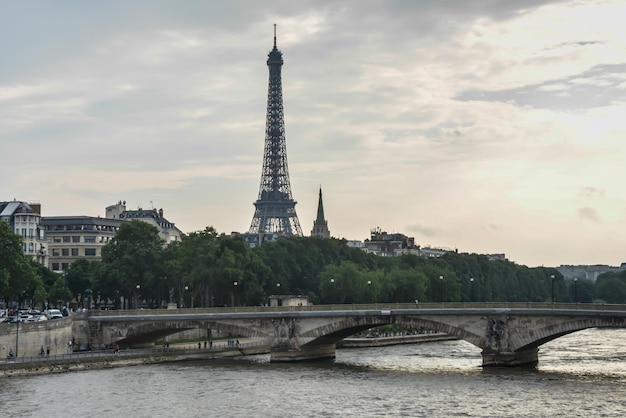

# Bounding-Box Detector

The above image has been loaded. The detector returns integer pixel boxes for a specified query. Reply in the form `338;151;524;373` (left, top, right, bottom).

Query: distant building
485;253;507;261
0;200;47;266
355;227;505;261
346;240;366;250
269;294;309;307
39;201;182;272
105;201;182;243
310;187;330;238
557;264;626;281
363;227;418;257
40;216;122;272
418;246;450;258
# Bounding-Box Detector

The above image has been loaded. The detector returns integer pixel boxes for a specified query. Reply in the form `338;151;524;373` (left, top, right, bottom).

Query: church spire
315;187;325;223
311;186;330;238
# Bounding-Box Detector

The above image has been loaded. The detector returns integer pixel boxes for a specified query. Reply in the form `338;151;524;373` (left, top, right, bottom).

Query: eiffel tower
248;25;303;237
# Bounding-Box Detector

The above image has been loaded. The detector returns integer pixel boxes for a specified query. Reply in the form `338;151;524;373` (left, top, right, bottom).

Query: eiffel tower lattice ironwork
248;25;303;236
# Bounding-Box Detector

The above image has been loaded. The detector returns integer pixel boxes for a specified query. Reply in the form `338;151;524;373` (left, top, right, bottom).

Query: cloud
2;0;626;267
579;206;600;222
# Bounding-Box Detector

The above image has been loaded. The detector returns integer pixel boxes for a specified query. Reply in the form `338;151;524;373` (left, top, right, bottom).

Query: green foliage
100;220;164;304
48;276;73;307
0;221;42;304
595;271;626;303
3;218;609;308
65;259;95;302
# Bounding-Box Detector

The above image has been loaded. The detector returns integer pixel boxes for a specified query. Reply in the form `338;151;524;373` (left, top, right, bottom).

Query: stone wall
0;317;76;358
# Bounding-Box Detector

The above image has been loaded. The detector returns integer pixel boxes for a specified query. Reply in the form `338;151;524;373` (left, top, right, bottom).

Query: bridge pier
270;344;336;362
481;347;538;367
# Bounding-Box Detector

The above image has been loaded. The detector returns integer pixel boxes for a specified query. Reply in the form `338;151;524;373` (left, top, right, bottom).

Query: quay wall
0;345;270;378
0;317;79;358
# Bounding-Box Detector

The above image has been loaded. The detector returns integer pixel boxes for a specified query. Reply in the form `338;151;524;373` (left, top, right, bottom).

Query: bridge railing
84;302;626;316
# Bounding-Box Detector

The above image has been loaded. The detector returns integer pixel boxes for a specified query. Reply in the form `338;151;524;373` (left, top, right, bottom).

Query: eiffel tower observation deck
248;25;303;237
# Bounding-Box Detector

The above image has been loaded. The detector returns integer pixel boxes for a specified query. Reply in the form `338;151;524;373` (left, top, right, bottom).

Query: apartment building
40;216;122;272
0;200;48;266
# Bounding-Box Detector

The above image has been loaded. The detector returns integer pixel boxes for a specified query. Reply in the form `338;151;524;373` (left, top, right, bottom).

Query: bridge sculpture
85;303;626;367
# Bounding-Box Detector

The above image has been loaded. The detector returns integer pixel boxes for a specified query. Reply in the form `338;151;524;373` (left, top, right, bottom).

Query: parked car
45;309;63;319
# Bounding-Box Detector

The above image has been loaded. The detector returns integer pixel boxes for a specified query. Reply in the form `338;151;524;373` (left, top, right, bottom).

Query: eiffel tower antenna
248;25;303;237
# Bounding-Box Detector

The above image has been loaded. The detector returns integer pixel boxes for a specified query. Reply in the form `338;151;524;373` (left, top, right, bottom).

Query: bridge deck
86;302;626;320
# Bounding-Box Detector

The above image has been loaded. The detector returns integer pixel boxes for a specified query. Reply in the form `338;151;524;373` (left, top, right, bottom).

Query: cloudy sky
2;0;625;268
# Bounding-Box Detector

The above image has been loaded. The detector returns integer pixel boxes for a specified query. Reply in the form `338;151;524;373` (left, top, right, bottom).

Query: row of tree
1;220;624;309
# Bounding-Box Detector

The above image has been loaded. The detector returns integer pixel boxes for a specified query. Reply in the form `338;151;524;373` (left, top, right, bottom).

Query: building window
29;228;34;238
52;249;60;256
84;236;96;243
71;248;79;256
85;248;97;256
52;263;60;271
53;237;61;243
72;236;80;243
61;263;69;270
63;236;71;243
29;242;34;253
62;248;69;256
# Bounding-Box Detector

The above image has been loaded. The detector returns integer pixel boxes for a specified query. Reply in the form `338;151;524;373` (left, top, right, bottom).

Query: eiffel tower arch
248;25;303;237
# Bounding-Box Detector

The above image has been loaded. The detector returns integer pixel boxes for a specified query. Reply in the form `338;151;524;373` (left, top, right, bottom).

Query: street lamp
574;277;578;303
135;284;141;309
233;281;238;307
15;315;19;358
184;285;189;308
550;275;555;303
367;280;372;303
439;276;444;302
469;277;474;302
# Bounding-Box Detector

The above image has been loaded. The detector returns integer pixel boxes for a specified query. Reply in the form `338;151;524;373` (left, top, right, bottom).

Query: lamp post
367;280;372;303
15;315;19;358
469;277;474;302
184;285;189;308
574;277;578;303
550;275;555;303
135;284;141;309
439;275;444;302
233;281;238;307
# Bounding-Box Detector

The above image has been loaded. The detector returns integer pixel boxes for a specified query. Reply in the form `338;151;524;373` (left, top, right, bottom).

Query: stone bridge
85;302;626;366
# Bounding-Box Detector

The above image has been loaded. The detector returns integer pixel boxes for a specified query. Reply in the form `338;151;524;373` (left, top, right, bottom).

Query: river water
1;328;625;417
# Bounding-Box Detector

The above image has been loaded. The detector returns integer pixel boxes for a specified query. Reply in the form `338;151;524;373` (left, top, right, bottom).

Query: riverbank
1;334;455;377
0;344;269;378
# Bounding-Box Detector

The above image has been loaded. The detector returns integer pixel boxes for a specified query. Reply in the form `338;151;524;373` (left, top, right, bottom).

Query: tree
176;227;219;308
48;277;72;308
65;258;95;306
0;221;41;306
596;272;626;304
100;220;164;308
